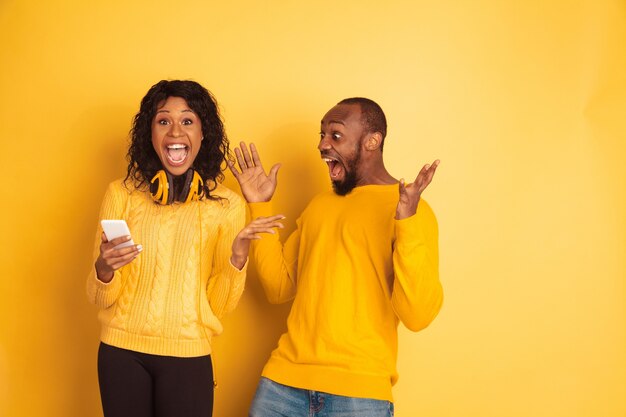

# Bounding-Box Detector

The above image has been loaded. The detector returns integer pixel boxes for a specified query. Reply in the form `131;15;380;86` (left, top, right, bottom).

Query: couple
87;80;443;417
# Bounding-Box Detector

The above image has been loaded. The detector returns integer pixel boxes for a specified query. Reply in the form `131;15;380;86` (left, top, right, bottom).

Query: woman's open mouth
166;144;189;166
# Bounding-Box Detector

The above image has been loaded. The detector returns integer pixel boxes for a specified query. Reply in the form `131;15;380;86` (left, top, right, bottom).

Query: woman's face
151;96;203;176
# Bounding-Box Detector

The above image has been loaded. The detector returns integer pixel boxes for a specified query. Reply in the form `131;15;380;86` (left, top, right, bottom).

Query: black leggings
98;343;214;417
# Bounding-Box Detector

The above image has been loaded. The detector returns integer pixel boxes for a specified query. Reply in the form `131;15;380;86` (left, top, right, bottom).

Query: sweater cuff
249;201;274;219
87;268;122;306
229;257;249;272
394;212;426;245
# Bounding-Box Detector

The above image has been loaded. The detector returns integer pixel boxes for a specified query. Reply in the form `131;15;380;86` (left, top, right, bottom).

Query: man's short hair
338;97;387;150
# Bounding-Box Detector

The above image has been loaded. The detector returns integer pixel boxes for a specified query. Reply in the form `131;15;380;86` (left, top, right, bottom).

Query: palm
396;159;439;219
399;181;420;204
228;142;281;203
237;165;275;202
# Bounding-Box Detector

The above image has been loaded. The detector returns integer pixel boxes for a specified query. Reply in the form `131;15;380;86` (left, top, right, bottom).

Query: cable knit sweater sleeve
207;193;247;319
86;181;126;309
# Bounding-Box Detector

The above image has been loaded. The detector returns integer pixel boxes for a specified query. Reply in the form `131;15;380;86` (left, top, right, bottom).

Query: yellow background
1;1;624;416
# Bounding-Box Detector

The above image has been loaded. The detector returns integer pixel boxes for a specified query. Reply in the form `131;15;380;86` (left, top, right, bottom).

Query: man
228;97;443;416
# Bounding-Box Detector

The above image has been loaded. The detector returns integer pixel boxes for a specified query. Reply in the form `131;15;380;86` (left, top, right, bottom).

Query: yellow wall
1;1;624;416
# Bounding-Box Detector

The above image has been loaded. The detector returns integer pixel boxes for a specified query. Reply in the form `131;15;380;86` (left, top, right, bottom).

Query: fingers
244;227;278;239
426;159;440;184
100;236;140;257
238;215;285;240
227;159;240;178
104;235;132;249
255;214;286;222
240;141;254;168
398;178;406;196
234;142;261;172
235;146;247;171
250;143;263;167
109;249;141;269
101;232;108;243
411;159;440;191
249;214;285;230
97;243;142;276
419;159;440;190
413;163;430;184
102;242;142;259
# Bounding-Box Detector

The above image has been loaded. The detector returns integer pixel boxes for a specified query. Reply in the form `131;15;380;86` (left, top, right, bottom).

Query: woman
86;80;281;417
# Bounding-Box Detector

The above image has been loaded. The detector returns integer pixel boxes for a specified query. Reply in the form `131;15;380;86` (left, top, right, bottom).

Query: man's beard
332;148;361;196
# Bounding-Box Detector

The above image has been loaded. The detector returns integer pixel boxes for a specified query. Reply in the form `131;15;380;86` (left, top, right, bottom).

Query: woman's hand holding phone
96;220;143;283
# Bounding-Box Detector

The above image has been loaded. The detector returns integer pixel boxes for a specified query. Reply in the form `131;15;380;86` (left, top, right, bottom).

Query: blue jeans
249;377;394;417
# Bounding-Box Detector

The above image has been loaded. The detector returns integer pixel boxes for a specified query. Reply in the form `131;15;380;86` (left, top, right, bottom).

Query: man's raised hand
396;160;440;220
228;142;281;203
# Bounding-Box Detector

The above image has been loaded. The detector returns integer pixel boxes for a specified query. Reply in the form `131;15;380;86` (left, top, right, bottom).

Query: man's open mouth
322;156;344;179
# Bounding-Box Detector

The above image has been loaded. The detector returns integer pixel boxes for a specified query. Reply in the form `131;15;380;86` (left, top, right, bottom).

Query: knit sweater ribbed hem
101;326;211;357
262;357;393;402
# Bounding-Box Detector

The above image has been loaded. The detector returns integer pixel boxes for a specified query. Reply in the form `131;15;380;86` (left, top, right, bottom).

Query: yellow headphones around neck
150;169;205;205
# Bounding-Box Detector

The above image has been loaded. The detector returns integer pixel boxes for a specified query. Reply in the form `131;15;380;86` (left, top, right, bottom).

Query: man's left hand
396;160;440;220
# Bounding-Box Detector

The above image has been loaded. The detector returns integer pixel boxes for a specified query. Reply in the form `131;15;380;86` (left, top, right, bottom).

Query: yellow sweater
86;179;246;357
250;184;443;401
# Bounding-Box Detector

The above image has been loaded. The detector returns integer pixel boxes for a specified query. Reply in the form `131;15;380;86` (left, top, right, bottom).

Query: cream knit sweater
86;179;247;357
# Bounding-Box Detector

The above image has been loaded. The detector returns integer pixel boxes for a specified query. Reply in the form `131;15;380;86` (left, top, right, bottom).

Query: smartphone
101;220;135;249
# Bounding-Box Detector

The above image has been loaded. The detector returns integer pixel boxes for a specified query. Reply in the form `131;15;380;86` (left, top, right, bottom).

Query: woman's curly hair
124;79;230;199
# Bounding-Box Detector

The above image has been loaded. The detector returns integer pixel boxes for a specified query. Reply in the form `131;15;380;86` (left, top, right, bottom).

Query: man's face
318;104;365;195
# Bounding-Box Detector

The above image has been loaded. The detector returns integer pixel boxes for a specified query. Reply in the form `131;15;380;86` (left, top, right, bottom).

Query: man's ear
365;132;382;151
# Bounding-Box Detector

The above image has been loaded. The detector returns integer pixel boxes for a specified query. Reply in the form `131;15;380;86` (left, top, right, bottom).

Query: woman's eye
319;132;325;139
157;119;169;125
182;119;193;125
332;133;341;140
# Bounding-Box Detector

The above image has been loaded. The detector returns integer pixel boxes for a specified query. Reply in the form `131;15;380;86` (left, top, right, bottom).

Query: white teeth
165;143;188;165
